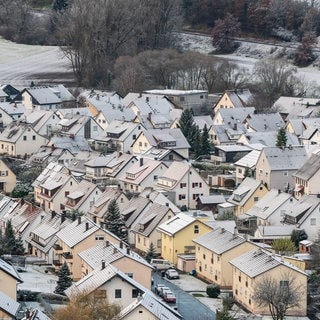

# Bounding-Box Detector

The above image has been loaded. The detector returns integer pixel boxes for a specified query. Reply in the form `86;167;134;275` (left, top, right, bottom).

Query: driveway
153;272;217;320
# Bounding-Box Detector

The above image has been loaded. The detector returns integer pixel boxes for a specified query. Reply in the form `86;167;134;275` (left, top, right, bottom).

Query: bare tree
211;13;240;53
254;272;305;320
53;289;121;320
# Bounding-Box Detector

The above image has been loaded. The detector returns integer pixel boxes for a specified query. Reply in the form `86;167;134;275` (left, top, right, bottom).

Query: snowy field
0;34;319;88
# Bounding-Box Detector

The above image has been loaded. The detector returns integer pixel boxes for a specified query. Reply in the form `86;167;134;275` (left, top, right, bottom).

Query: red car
163;291;177;303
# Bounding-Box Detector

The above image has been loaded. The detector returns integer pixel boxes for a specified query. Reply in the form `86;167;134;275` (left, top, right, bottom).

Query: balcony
62;252;73;259
53;243;63;251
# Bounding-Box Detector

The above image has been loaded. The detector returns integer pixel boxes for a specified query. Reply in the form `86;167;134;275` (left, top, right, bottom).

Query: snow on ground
0;33;319;88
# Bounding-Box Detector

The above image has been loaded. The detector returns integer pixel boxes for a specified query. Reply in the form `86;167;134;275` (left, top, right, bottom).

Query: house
1;84;20;102
119;291;182;320
87;186;129;227
273;96;320;119
64;180;102;215
84;151;137;185
32;162;79;213
65;264;146;309
26;210;71;263
0;102;23;129
144;89;208;114
229;248;308;317
209;124;247;145
193;227;257;289
156;161;210;209
0;157;18;194
119;158;168;195
156;213;212;265
57;114;104;140
240;189;295;235
47;135;92;155
212;89;255;115
196;194;226;212
141;147;187;163
93;120;143;154
242;112;284;132
0;291;21;320
132;128;190;159
213;107;255;126
0;258;23;300
255;145;308;191
228;177;268;217
78;240;153;289
132;202;176;256
54;215;121;280
237;131;300;150
20;110;60;138
293;153;320;198
0;122;47;157
15;85;75;111
234;150;261;185
211;144;252;164
282;194;320;241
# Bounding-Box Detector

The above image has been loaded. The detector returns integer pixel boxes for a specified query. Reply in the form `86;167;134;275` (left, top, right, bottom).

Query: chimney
126;247;130;255
51;210;57;219
140;157;143;167
113;247;117;254
148;112;152;121
85;222;89;231
101;260;105;270
105;240;109;247
61;212;66;224
233;226;238;237
120;242;123;249
78;216;81;225
220;228;225;233
146;96;149;103
51;143;55;152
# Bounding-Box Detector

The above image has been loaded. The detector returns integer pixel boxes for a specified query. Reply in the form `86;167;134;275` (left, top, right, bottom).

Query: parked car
155;283;165;295
164;291;177;303
165;268;180;280
159;286;172;298
150;258;175;270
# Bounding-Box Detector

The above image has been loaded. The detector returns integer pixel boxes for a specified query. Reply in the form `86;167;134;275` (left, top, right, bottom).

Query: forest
0;0;319;105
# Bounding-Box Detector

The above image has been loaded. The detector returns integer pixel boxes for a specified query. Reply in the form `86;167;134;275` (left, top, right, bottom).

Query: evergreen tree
276;127;287;147
178;109;198;151
193;127;202;159
145;242;157;262
291;229;308;249
201;124;211;156
53;0;69;11
3;220;25;255
54;262;73;295
244;166;252;178
104;200;127;242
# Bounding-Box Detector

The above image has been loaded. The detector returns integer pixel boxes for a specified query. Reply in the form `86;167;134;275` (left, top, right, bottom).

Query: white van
150;259;174;270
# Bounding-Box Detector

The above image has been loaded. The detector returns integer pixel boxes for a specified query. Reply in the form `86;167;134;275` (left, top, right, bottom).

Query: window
283;171;288;176
194;225;199;234
239;276;241;282
238;168;242;174
32;135;36;140
180;96;185;102
254;197;259;202
203;254;206;260
95;235;104;241
132;134;136;140
115;289;121;298
132;289;139;298
126;273;133;278
178;194;186;200
153;175;158;181
180;183;186;188
93;126;98;131
280;280;289;287
139;142;142;146
311;218;316;226
23;136;27;141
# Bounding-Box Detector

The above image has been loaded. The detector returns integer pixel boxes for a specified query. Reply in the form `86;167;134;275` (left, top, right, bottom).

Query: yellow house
0;258;23;300
79;240;153;290
230;248;308;317
53;216;121;281
193;228;257;289
133;204;175;256
227;177;268;217
156;213;212;266
0;158;17;194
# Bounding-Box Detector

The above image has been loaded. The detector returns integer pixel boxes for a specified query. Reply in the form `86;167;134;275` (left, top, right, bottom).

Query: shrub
206;285;221;298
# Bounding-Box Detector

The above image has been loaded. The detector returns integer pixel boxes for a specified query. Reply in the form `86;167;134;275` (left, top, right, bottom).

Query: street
153;272;216;320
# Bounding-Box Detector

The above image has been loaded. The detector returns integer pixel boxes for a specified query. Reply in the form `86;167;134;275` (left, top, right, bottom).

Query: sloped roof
0;258;23;283
198;195;226;204
245;112;284;132
156;213;197;236
48;135;91;153
225;89;255;108
215;107;255;125
294;153;320;181
0;291;21;317
262;146;307;170
230;248;306;278
78;241;152;270
234;150;261;169
256;225;296;237
193;227;247;254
